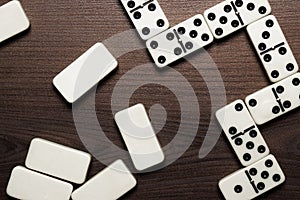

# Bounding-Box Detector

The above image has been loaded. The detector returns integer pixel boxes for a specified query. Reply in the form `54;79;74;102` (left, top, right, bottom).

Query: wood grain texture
0;0;299;199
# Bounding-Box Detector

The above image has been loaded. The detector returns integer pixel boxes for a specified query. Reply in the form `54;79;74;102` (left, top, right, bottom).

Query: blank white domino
247;15;298;82
216;100;269;166
245;72;300;125
53;42;118;103
71;160;136;200
6;166;73;200
0;0;30;43
204;0;271;39
25;138;91;184
219;155;285;200
120;0;169;40
146;14;214;68
115;104;164;170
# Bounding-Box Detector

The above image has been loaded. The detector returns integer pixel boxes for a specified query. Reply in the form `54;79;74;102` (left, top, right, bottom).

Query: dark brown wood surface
0;0;299;199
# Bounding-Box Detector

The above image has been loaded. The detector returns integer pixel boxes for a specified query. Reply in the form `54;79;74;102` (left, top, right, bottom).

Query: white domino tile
53;42;118;103
115;104;164;171
120;0;169;40
25;138;92;184
71;160;136;200
219;155;285;200
216;99;269;166
204;0;271;39
146;14;213;68
0;0;30;43
6;166;73;200
247;15;298;82
245;72;300;125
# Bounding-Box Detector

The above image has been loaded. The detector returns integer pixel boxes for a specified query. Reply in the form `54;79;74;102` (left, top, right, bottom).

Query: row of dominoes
50;0;299;104
1;0;299;199
216;73;300;199
7;104;164;199
2;1;297;96
121;1;299;199
0;2;298;99
121;0;298;83
207;1;299;199
210;1;299;199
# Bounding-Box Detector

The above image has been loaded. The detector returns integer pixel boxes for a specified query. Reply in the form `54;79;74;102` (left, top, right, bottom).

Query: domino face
219;155;285;200
216;100;269;166
245;72;300;125
71;160;137;200
247;15;299;82
204;0;271;39
146;14;214;68
115;104;164;170
25;138;92;184
53;43;118;103
6;166;73;200
0;1;30;43
120;0;169;40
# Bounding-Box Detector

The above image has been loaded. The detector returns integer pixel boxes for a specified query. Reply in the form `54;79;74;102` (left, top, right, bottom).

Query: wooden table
0;0;299;199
